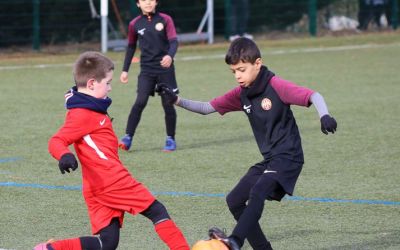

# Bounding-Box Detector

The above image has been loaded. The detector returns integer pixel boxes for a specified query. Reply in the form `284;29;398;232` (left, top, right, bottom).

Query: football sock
48;238;81;250
155;219;189;250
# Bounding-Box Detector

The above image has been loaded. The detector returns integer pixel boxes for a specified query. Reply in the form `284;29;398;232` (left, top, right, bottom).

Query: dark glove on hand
58;153;78;174
155;83;178;105
320;114;337;135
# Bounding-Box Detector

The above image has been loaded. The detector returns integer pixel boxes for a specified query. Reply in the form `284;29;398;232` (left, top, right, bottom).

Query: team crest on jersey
261;98;272;110
155;22;164;31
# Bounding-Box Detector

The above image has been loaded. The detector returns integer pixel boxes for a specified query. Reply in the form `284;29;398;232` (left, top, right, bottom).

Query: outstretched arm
155;83;216;115
176;97;216;115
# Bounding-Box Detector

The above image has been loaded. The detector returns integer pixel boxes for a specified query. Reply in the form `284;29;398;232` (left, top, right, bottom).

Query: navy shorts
137;69;178;97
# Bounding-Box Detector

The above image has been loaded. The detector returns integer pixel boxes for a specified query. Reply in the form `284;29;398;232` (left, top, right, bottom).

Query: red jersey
49;108;134;193
48;89;155;234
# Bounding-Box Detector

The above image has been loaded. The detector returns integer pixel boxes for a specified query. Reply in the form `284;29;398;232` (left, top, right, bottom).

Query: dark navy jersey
210;66;314;163
126;12;178;74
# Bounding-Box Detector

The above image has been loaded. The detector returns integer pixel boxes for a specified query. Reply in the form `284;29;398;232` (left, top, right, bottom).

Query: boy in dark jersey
119;0;179;152
157;38;337;250
33;51;189;250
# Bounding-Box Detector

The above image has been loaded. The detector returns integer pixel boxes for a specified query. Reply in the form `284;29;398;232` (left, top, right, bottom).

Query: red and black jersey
210;66;315;163
126;12;178;74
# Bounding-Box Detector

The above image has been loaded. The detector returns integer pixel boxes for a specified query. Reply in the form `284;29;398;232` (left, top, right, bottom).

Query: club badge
261;98;272;111
155;22;164;31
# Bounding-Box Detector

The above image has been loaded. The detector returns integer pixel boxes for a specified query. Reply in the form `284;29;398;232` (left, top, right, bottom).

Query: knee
99;219;120;250
226;191;244;211
100;236;119;250
162;103;176;116
133;95;149;110
140;200;170;224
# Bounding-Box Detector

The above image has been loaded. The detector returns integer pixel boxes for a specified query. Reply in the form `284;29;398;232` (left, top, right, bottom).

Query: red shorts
83;178;155;234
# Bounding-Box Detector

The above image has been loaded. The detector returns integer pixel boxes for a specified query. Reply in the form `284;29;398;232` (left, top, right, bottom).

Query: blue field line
1;181;399;206
0;157;21;163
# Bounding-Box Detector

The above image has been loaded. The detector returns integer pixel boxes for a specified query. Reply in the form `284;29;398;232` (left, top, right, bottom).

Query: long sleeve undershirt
309;92;329;118
176;92;329;118
176;98;216;115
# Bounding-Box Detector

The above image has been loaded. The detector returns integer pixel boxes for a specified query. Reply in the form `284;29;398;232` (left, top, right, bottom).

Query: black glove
320;114;337;135
58;153;78;174
155;83;178;105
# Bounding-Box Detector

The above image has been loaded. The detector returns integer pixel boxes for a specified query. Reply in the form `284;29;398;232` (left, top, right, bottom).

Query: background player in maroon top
119;0;179;152
33;51;189;250
157;38;337;250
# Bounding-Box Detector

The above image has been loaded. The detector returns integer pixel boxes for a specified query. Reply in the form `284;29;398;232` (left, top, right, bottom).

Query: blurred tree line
0;0;398;47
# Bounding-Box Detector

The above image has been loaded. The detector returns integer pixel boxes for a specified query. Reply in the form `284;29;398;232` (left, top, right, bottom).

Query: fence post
392;0;398;30
32;0;40;51
101;0;108;53
308;0;317;36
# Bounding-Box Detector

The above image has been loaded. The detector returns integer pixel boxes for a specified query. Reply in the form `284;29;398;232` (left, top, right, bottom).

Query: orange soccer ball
191;239;229;250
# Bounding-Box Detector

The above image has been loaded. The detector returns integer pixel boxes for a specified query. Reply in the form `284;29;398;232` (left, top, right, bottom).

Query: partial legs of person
33;218;120;250
119;73;154;151
158;71;179;152
223;163;273;250
140;200;189;250
161;95;177;151
229;0;252;41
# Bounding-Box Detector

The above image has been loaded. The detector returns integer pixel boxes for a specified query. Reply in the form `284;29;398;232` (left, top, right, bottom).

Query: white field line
0;43;398;71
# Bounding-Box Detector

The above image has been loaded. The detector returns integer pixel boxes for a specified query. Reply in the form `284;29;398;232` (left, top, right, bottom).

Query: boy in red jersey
34;51;189;250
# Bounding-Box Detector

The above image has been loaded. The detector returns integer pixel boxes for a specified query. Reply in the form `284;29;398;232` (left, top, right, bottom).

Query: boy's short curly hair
225;37;261;65
73;51;114;88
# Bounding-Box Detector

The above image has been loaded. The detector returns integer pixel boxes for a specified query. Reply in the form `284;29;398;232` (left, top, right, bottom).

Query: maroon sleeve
210;86;242;115
270;76;315;107
159;13;177;40
127;16;140;45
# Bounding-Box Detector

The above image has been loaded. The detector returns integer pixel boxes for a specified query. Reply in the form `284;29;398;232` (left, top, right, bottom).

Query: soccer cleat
119;134;133;151
208;227;240;250
33;239;55;250
162;136;176;152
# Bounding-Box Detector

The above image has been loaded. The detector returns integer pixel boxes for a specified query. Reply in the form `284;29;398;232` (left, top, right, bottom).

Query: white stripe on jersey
83;135;108;160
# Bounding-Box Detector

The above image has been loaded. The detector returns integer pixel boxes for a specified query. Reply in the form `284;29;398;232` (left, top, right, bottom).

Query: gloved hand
320;114;337;135
155;83;178;105
58;153;78;174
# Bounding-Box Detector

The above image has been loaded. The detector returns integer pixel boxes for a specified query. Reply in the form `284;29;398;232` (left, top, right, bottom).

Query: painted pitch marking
1;181;399;206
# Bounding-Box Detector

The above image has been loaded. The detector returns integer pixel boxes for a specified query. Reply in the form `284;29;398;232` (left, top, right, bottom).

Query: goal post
101;0;214;53
101;0;108;53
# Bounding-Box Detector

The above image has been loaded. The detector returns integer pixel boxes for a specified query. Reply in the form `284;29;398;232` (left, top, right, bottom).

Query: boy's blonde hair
73;51;114;88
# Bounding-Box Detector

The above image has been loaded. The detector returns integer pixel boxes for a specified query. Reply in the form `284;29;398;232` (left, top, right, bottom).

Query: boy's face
229;58;262;88
137;0;157;15
90;70;113;99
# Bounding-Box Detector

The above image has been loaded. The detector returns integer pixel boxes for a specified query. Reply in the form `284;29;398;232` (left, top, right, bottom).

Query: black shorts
254;157;303;200
137;70;178;97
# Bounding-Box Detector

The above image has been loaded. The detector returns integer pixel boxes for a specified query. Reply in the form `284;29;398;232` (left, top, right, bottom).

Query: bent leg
230;175;280;249
45;218;120;250
141;200;189;250
226;164;272;249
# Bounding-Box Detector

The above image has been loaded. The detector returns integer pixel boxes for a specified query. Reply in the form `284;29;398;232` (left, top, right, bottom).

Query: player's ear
87;78;95;90
255;58;262;69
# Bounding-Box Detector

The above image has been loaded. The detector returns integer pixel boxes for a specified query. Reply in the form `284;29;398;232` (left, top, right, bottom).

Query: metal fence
0;0;398;51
